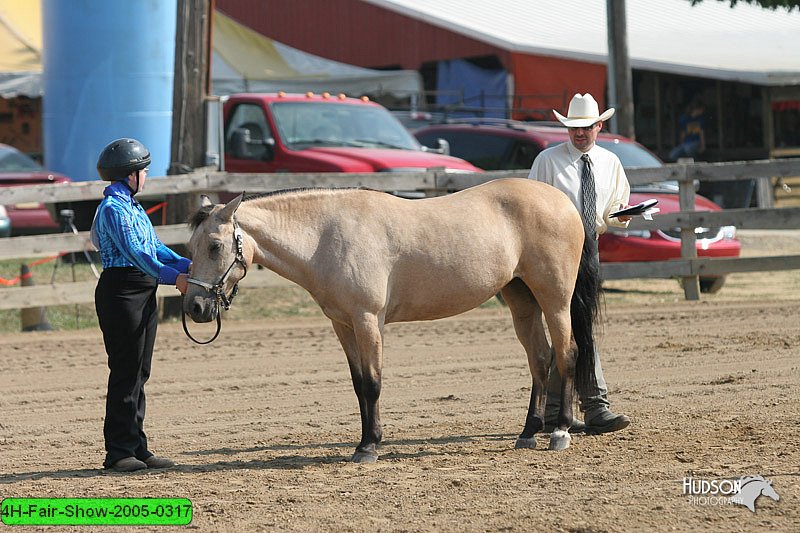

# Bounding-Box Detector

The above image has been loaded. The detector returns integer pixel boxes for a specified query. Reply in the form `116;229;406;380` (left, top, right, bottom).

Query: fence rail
1;158;799;310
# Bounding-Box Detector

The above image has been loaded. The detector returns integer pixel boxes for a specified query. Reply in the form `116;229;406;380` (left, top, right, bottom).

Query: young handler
92;138;190;472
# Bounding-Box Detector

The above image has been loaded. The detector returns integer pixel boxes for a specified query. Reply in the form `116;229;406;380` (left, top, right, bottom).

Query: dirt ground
2;230;799;532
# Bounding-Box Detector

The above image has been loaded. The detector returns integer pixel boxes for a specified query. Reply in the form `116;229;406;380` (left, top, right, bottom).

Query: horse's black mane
242;187;376;202
189;187;386;229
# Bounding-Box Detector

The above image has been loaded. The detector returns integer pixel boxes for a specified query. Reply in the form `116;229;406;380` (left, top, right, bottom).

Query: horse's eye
209;242;222;256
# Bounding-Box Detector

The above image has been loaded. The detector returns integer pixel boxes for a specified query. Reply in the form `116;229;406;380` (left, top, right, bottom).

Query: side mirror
229;128;275;161
437;138;450;156
420;137;450;156
230;128;251;159
262;137;275;161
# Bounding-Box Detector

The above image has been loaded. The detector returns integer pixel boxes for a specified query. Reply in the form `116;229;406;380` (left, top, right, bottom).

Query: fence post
755;177;774;208
679;163;700;300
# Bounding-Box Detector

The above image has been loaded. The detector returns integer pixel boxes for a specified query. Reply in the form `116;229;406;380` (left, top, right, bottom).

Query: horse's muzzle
184;294;218;323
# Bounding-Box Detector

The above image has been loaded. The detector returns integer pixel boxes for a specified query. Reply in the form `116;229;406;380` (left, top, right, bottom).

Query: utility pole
606;0;635;139
163;0;213;319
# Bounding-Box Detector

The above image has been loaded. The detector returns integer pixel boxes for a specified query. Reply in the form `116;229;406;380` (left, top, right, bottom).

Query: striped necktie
580;153;597;240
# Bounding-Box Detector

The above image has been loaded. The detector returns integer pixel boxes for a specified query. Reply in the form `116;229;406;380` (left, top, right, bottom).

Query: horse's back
407;178;578;227
371;179;584;322
252;180;585;324
405;178;583;251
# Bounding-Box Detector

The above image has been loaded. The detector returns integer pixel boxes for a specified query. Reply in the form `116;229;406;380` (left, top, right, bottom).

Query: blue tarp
435;59;508;118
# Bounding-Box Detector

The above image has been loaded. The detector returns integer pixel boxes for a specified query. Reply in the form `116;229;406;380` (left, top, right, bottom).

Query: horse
183;178;601;463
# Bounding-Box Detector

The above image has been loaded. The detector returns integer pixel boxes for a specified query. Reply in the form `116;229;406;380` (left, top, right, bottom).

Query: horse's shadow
602;286;661;295
0;433;518;483
191;432;514;456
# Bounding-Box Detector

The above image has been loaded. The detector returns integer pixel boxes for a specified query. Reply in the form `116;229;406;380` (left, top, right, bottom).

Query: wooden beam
4;253;799;311
0;268;294;311
3;160;800;205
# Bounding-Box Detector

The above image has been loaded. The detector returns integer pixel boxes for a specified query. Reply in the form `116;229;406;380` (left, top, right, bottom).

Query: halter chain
182;218;248;344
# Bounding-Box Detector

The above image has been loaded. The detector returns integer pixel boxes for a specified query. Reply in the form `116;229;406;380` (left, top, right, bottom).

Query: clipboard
609;199;659;218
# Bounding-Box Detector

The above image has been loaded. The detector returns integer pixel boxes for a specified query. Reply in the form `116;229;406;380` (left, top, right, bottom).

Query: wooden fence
1;158;800;311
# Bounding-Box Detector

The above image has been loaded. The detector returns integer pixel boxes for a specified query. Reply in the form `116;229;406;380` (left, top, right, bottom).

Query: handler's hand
176;273;189;294
617;214;633;223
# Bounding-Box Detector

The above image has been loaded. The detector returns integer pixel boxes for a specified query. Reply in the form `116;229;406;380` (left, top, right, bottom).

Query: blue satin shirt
90;181;191;285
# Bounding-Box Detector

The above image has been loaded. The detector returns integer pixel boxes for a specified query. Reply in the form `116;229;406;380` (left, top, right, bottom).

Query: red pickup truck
222;92;479;178
57;93;479;231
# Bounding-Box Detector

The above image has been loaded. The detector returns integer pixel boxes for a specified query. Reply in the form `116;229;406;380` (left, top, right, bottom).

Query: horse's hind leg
501;278;550;450
537;296;577;451
331;315;384;463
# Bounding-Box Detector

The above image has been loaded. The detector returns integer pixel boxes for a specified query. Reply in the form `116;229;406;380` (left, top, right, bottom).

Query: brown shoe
144;455;175;469
110;457;147;472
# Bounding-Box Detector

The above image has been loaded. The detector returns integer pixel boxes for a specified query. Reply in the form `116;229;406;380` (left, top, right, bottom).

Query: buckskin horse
183;178;601;462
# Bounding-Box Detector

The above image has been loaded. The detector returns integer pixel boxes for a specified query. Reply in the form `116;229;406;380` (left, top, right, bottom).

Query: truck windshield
271;101;421;151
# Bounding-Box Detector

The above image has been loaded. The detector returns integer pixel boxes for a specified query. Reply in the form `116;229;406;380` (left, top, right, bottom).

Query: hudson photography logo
683;474;780;512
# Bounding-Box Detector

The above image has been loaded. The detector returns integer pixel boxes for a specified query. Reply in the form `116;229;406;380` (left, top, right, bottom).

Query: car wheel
699;276;726;294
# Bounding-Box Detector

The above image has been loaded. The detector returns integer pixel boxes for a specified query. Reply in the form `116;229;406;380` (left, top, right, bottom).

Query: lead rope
181;299;222;345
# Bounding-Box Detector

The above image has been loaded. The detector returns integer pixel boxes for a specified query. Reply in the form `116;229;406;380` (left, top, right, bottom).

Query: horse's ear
217;193;243;222
200;195;213;207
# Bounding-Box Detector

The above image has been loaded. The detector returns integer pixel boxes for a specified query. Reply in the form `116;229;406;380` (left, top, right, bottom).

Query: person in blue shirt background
91;138;191;472
669;96;706;162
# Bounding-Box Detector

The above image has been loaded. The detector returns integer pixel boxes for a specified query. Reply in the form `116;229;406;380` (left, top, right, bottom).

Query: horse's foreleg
332;316;384;463
515;360;549;449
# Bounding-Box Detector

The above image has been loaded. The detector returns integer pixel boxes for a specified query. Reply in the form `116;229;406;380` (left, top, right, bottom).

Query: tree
689;0;800;10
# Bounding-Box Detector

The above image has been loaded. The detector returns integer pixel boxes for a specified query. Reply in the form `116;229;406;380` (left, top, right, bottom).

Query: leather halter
182;218;248;344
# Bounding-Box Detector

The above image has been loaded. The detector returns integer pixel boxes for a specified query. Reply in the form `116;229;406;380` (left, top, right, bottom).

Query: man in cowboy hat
527;92;631;435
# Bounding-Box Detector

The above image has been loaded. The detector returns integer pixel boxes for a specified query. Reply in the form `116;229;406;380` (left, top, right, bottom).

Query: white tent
0;0;42;97
365;0;800;86
0;4;422;99
212;10;422;98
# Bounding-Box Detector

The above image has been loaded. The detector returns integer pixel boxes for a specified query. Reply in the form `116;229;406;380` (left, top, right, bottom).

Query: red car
0;144;72;235
415;120;740;293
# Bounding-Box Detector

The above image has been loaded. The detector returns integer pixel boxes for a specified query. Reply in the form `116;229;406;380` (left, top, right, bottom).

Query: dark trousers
545;250;609;420
95;267;158;467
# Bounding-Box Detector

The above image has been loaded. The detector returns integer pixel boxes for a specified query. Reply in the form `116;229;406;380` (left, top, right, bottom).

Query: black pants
95;267;159;467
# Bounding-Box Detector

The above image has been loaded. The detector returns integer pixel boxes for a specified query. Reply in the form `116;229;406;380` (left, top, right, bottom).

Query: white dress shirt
527;141;631;236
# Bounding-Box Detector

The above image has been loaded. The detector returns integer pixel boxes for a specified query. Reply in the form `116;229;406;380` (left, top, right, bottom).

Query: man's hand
617;214;633;223
176;273;189;294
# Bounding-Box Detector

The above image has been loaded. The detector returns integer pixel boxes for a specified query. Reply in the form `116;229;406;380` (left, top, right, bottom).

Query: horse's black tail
571;232;603;394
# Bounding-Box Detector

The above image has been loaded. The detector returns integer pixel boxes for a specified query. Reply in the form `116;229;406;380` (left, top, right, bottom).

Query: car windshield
271;101;421;151
0;146;42;172
596;139;662;168
595;138;679;191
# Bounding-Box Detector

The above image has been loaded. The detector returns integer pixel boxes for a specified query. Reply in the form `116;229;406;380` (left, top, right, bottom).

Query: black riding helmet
97;138;151;181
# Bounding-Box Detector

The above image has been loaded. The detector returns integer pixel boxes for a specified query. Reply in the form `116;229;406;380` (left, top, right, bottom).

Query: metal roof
363;0;800;85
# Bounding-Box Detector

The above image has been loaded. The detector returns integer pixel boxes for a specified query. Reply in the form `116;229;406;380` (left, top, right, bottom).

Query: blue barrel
42;0;176;182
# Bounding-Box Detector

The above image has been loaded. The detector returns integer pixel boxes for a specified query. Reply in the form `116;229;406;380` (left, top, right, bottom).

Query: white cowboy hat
553;93;615;127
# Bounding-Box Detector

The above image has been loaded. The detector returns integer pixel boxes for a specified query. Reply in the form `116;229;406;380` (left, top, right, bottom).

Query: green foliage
689;0;800;10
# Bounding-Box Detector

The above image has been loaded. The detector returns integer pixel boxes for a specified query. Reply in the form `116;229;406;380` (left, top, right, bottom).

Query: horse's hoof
514;436;537;449
548;429;571;451
351;451;379;464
